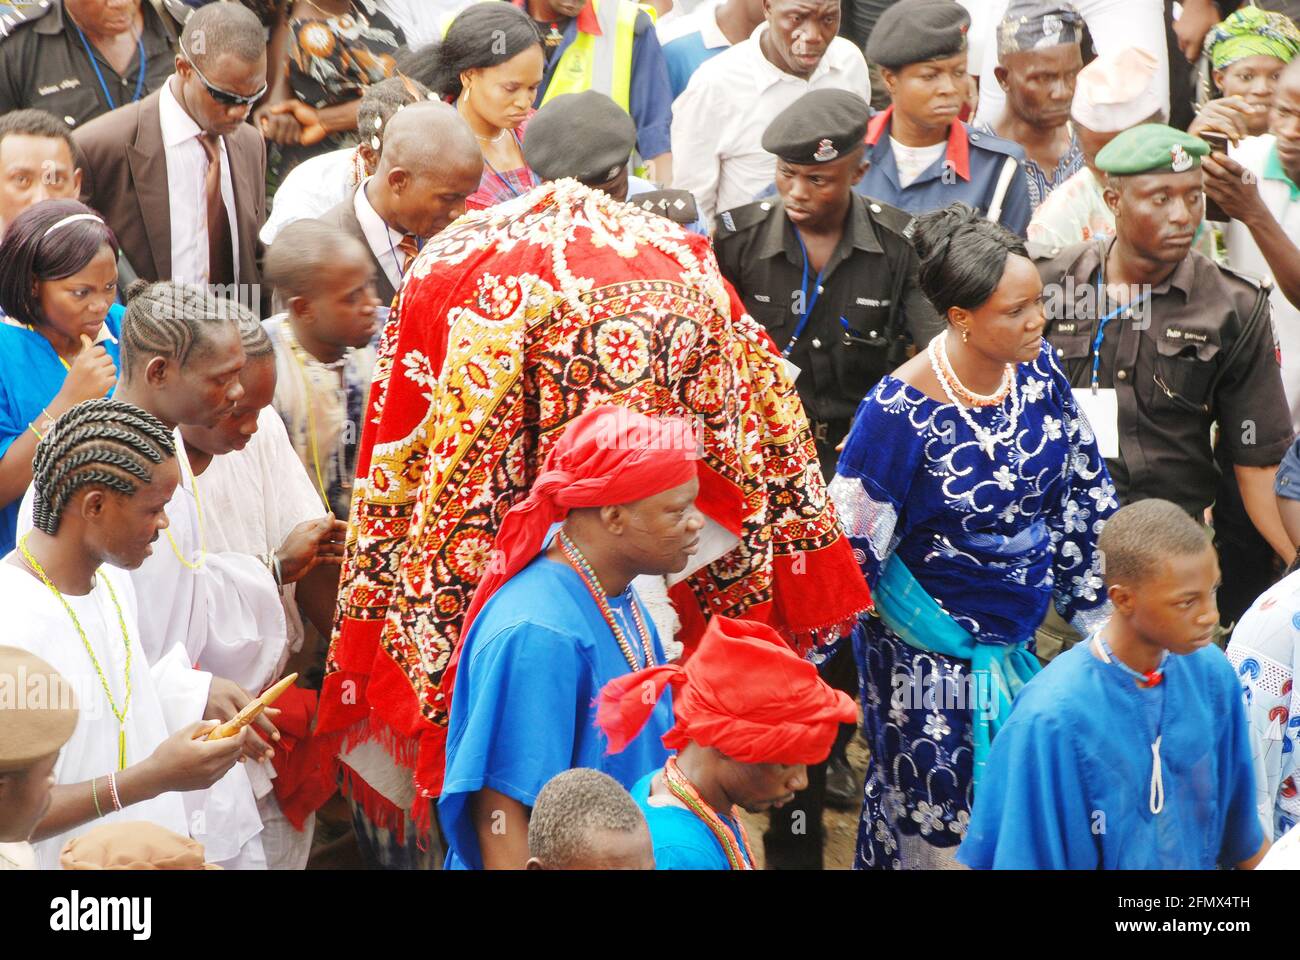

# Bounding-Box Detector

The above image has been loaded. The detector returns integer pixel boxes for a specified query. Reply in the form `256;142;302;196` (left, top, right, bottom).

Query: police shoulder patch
712;201;772;239
862;196;917;241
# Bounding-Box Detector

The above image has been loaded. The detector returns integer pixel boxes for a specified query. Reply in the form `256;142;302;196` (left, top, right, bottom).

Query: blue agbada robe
439;555;674;870
0;304;124;555
631;770;753;870
958;640;1263;870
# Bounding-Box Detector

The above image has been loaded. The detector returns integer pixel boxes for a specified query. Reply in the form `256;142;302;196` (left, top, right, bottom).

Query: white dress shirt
261;146;360;246
354;177;406;292
158;77;240;285
670;26;870;225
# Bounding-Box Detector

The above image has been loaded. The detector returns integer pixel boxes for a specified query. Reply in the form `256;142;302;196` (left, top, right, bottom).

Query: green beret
762;90;870;165
522;91;637;184
866;0;970;70
1094;123;1210;176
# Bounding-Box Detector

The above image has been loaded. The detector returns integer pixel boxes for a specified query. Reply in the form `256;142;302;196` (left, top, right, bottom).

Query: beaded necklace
164;451;206;570
285;329;338;512
19;534;132;770
926;332;1021;461
557;530;656;671
932;330;1012;406
663;756;755;869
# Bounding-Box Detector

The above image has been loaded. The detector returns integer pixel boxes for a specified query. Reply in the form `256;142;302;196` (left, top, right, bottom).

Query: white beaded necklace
926;332;1021;460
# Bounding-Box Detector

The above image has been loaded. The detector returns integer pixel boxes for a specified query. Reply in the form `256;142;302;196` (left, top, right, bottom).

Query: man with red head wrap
597;615;859;869
439;405;705;870
317;178;871;867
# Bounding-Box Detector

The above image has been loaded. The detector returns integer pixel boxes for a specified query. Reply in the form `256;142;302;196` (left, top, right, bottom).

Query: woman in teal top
0;199;123;555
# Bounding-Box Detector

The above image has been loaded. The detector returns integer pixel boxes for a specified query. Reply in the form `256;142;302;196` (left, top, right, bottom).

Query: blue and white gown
828;340;1115;869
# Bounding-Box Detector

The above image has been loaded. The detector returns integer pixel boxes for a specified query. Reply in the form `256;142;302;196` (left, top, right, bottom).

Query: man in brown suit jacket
74;3;267;291
318;102;483;307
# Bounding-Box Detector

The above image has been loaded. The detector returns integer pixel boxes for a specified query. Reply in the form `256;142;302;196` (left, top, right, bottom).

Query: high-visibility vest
538;0;644;113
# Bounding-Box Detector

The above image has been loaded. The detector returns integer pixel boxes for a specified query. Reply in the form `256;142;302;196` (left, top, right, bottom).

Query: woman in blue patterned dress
829;203;1117;869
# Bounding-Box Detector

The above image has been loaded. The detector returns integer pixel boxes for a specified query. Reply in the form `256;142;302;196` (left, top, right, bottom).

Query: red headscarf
596;616;859;766
459;405;701;637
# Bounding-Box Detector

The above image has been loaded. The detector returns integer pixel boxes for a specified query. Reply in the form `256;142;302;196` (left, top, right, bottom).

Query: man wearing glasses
73;2;268;290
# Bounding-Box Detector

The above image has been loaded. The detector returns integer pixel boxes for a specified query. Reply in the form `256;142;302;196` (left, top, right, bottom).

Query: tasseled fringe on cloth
333;718;437;848
788;607;872;658
339;764;408;847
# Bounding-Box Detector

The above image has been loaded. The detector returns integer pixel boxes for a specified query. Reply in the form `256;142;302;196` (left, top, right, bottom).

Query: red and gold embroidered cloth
317;180;871;812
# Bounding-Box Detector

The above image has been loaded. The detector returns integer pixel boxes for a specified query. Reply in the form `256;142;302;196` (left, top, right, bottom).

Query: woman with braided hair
828;202;1115;869
1;398;251;869
0;199;122;557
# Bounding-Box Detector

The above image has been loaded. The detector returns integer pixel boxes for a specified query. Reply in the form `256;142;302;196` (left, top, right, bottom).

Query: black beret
522;91;637;184
865;0;970;70
761;89;870;165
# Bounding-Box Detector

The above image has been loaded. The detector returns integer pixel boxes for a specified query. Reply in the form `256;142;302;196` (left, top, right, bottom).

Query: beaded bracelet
29;408;55;441
107;771;123;812
91;776;104;818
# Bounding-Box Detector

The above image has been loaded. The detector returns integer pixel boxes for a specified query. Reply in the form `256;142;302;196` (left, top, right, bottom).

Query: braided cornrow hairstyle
32;398;176;536
119;280;241;380
237;310;274;361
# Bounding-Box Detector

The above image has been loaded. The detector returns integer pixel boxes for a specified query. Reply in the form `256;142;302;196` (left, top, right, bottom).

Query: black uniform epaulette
629;189;698;225
859;196;916;241
713;200;778;239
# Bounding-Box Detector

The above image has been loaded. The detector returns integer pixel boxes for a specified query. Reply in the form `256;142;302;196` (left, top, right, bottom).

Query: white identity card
1072;387;1119;458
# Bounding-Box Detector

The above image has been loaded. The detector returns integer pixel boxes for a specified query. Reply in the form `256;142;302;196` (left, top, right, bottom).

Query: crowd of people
5;0;1300;875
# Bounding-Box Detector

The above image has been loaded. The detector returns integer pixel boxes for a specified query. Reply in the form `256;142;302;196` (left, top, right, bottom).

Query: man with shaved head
74;1;269;288
320;101;484;305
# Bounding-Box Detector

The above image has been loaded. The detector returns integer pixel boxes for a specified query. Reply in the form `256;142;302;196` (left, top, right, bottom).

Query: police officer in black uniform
714;88;941;481
1035;123;1294;653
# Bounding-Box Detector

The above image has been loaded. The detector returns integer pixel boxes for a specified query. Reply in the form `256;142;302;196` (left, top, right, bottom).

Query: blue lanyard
782;230;826;358
72;21;146;112
1091;263;1152;391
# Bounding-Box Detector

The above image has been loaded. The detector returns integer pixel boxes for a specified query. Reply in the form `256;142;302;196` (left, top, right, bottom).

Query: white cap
1070;47;1165;133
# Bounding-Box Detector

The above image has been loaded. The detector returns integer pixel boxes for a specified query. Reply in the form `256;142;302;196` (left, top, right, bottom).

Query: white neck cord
1094;636;1166;816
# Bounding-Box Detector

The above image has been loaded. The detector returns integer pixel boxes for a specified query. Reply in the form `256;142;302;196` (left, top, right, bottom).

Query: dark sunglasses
179;40;268;107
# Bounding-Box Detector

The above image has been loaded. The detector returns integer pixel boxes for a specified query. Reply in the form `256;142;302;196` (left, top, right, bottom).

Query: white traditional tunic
197;406;328;870
0;562;192;870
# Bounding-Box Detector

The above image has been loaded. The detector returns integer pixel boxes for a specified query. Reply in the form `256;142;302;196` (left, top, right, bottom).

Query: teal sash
873;553;1041;794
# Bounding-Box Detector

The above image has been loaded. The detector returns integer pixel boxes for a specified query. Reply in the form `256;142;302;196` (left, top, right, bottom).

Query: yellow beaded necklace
19;534;133;770
164;450;206;570
286;332;332;512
